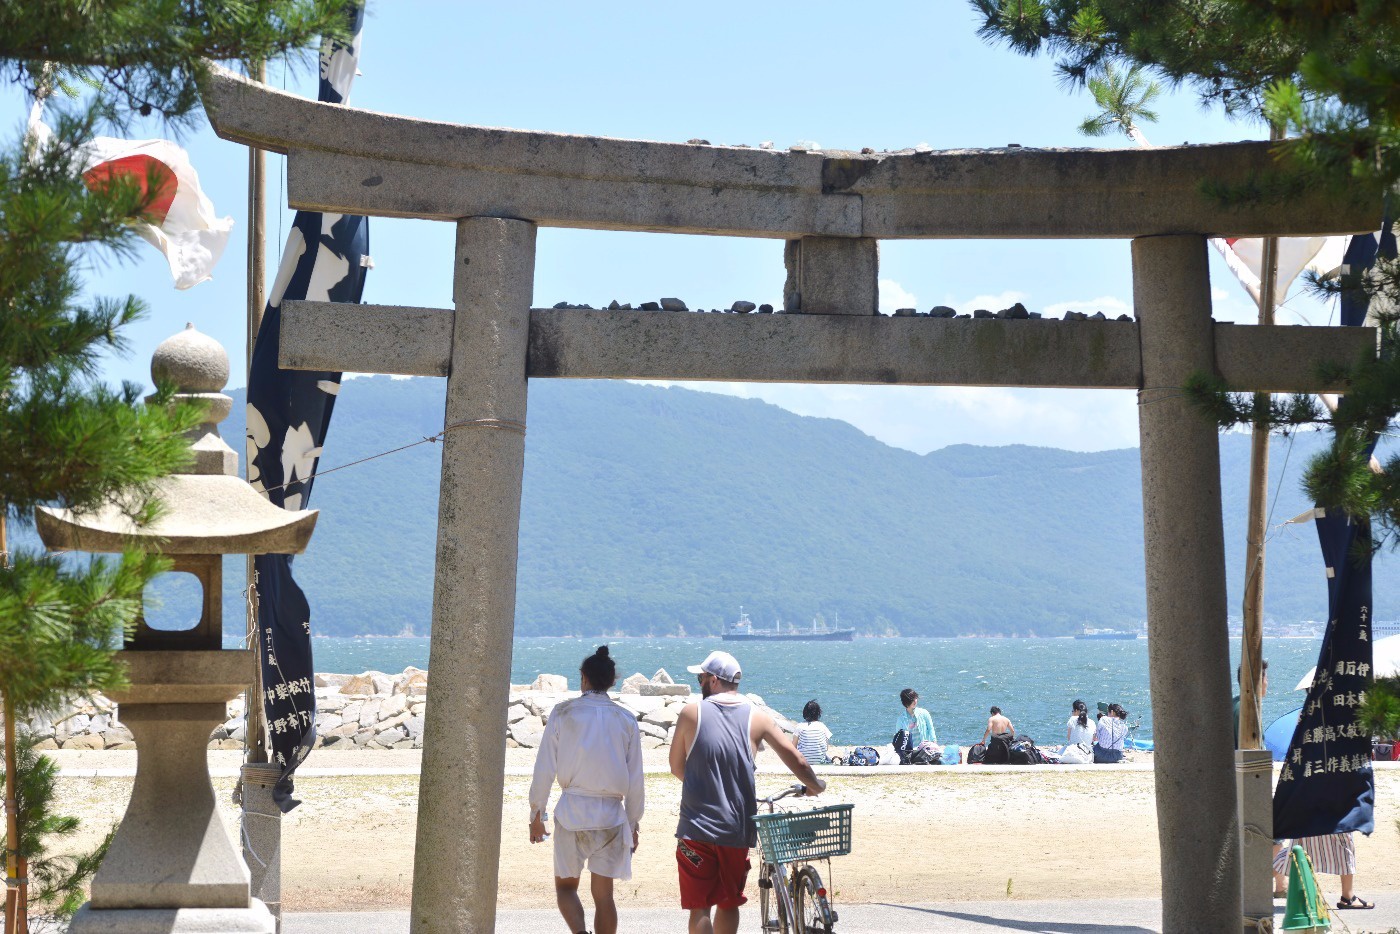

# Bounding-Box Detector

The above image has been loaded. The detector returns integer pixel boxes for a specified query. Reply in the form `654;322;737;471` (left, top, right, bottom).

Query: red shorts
676;838;750;910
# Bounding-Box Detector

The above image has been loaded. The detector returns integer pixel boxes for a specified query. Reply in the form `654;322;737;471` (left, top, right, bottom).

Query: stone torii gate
204;68;1378;934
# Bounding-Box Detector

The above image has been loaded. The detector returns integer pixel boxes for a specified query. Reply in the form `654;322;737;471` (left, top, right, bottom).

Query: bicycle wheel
758;861;791;933
793;864;833;933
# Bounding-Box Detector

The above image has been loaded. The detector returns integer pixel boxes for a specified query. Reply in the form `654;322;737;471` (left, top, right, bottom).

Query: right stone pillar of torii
1133;234;1242;933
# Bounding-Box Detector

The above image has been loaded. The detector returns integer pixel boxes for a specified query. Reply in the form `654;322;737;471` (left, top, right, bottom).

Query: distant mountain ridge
214;376;1396;637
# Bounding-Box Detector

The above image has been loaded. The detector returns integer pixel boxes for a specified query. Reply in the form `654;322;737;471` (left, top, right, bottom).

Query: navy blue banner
246;3;368;811
1272;226;1393;838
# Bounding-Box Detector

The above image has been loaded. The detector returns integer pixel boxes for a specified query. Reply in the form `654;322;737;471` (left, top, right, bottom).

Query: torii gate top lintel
204;66;1377;240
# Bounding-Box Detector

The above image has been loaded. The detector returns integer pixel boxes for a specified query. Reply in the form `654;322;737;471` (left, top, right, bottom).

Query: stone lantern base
67;651;274;934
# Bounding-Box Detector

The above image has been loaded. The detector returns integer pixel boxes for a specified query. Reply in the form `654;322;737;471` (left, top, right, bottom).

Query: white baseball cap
687;650;742;682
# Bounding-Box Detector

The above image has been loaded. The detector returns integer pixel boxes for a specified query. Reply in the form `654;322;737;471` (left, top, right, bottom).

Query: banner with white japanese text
246;2;368;811
1272;227;1393;838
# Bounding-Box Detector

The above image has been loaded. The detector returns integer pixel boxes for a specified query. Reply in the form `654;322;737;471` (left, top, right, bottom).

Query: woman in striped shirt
792;699;834;765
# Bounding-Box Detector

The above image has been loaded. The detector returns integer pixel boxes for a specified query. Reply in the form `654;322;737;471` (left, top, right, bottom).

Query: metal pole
244;58;269;765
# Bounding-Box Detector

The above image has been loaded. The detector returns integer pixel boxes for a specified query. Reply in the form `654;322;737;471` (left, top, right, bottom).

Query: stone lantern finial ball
151;323;230;393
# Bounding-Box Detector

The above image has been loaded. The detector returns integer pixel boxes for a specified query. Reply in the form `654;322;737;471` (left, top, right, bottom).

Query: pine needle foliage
0;2;356;925
0;735;113;930
0;1;348;130
1078;62;1159;138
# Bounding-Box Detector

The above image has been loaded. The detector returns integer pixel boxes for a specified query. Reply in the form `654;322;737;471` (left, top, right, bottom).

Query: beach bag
877;743;901;766
966;742;987;764
985;733;1012;765
1009;739;1045;765
911;741;943;765
848;746;880;767
892;729;911;764
1059;742;1093;764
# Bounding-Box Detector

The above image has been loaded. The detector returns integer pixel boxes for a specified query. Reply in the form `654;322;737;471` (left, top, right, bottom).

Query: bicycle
752;784;853;934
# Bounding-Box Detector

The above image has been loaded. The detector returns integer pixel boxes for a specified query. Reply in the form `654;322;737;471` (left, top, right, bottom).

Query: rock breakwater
13;667;798;752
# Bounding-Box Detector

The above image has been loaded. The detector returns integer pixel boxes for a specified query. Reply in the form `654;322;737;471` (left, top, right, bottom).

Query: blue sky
8;1;1337;453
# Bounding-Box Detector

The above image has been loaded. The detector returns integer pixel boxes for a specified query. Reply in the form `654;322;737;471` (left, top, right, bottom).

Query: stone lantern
36;324;316;934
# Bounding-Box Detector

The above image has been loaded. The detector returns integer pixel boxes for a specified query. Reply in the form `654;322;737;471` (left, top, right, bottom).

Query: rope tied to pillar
256;417;527;495
1242;915;1273;932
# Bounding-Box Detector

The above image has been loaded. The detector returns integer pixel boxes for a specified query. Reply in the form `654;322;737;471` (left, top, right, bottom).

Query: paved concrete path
285;897;1400;932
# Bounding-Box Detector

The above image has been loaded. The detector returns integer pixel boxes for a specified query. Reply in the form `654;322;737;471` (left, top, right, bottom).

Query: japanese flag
80;136;235;290
1214;236;1347;311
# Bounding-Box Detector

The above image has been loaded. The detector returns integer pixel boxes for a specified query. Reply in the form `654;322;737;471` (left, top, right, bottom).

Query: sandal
1272;888;1287;899
1337;895;1375;910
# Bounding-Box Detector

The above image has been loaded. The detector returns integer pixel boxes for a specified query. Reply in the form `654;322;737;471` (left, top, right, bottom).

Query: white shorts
554;824;632;881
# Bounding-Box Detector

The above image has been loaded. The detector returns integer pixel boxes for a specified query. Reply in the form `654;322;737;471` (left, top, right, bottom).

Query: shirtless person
980;706;1016;764
670;650;826;934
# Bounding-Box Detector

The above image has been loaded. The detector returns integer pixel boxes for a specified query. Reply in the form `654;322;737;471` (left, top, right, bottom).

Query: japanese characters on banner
246;2;368;811
1272;227;1394;838
1272;502;1376;838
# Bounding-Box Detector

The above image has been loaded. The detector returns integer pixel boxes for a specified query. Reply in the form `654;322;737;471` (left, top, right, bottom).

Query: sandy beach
49;747;1400;913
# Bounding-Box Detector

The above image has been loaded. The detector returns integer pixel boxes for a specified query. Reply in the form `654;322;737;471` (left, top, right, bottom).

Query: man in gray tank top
670;650;825;934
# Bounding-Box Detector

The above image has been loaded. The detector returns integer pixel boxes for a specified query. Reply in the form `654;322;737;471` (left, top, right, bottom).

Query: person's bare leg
590;873;617;934
713;906;740;934
555;876;586;933
688;907;714;934
1341;873;1354;901
1273;844;1288;894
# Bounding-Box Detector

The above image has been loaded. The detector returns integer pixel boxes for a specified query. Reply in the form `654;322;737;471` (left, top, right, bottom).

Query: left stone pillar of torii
36;325;318;934
410;217;536;933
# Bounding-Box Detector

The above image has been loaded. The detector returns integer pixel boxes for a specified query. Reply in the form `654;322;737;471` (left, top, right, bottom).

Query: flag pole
1238;121;1286;751
244;58;269;766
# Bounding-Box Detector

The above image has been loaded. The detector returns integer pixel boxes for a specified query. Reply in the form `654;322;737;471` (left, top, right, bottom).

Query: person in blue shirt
894;688;936;761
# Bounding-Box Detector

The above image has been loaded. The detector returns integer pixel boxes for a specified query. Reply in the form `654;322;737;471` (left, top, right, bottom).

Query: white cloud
878;278;917;314
1041;295;1131;318
958;290;1027;313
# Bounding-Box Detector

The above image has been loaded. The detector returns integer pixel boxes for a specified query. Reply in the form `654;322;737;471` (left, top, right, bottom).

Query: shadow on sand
872;903;1158;933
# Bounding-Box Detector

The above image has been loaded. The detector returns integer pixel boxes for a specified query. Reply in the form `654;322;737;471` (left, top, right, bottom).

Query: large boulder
639;683;690;697
513;722;547;748
617;695;667;716
379;693;408;720
316;672;350;688
357;697;383;728
395;667;429;696
318;692;350;713
619;673;649;695
531;673;569;692
642;706;680;727
651;668;676;685
340;671;388;696
638;721;669;741
506;702;531;724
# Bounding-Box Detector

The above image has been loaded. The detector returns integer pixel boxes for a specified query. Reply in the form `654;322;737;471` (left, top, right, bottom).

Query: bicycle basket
753;804;854;863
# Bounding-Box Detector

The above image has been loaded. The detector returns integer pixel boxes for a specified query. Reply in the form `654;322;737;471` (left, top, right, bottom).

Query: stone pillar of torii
203;65;1378;934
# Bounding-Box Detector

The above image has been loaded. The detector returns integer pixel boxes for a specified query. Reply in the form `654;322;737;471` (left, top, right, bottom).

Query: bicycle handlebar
761;783;808;804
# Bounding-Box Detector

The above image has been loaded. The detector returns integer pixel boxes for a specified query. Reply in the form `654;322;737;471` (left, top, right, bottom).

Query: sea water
300;636;1321;749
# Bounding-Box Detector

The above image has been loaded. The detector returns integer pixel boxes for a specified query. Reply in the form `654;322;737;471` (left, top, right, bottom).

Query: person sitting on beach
792;699;835;766
529;646;644;934
671;650;825;934
1093;703;1130;763
1059;699;1094;764
894;688;937;763
980;707;1015;764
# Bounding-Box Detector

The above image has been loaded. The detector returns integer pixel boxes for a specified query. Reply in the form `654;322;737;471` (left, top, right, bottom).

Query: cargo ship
722;608;855;642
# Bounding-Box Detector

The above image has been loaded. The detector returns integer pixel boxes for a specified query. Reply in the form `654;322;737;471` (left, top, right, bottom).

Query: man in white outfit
529;646;644;934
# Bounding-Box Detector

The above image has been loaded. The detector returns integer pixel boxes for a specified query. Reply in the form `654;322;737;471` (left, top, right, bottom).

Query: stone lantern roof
36;324;317;555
